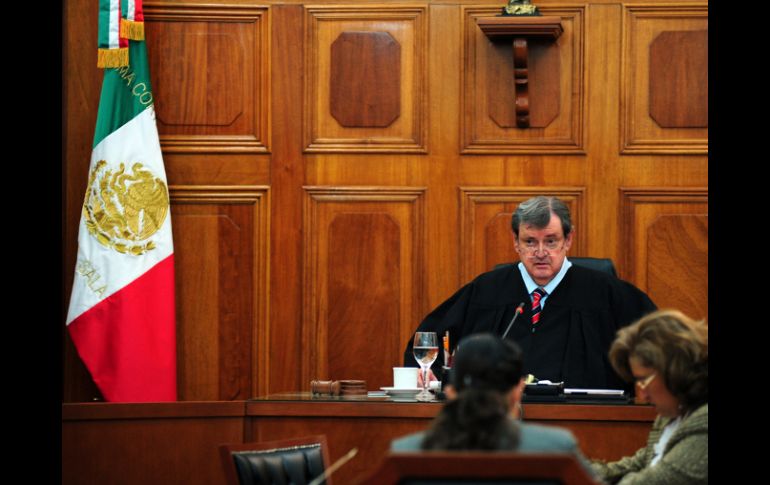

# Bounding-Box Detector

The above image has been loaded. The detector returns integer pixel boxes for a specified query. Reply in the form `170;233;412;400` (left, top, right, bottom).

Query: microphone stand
501;303;525;339
308;447;358;485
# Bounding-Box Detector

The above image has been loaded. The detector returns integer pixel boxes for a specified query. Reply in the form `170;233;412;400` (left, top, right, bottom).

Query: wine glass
413;332;439;401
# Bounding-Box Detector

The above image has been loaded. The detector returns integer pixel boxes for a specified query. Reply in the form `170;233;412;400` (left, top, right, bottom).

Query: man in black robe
404;196;656;391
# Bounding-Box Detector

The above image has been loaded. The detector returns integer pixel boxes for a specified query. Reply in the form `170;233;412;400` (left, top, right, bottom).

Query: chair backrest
495;257;617;277
219;435;331;485
358;452;599;485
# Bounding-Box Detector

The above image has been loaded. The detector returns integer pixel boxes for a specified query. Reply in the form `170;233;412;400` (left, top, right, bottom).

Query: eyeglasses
635;372;657;390
517;238;565;254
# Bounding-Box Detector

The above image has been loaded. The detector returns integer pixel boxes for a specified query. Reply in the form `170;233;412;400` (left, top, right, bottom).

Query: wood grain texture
304;5;427;153
61;399;654;485
475;15;563;128
145;4;270;153
171;186;270;400
619;188;708;319
621;4;708;154
247;399;655;484
488;38;561;128
302;187;427;390
459;187;587;283
330;31;401;127
63;0;102;402
462;5;585;153
63;403;244;485
327;213;400;387
268;4;305;394
649;30;708;128
647;214;708;320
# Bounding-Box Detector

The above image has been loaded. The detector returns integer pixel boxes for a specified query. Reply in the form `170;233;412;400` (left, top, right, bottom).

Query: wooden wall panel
647;214;708;320
62;402;245;485
459;187;587;283
302;187;427;389
171;187;270;400
145;4;270;153
304;6;428;153
648;30;708;128
619;188;708;320
621;5;708;154
330;31;401;127
462;5;585;154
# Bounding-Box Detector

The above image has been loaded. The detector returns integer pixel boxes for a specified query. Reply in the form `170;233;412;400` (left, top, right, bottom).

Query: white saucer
380;387;421;397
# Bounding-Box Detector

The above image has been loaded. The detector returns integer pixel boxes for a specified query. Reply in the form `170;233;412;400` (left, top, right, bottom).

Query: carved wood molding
620;4;708;155
618;187;708;290
302;186;427;388
145;3;271;154
169;185;272;397
476;16;564;128
304;6;428;153
461;6;585;154
459;186;587;284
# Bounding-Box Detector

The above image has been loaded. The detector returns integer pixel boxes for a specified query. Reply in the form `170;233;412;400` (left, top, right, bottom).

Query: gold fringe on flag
120;19;145;40
97;47;129;68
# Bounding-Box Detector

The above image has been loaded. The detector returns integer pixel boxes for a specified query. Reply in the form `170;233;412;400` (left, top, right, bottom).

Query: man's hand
417;368;438;387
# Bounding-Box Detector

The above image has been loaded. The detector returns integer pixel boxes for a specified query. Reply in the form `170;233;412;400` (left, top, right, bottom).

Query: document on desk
564;388;625;396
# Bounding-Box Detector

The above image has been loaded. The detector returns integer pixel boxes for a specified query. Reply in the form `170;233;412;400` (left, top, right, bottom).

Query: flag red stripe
68;254;177;402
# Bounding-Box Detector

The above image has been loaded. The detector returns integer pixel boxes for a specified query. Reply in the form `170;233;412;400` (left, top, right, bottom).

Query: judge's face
514;214;572;286
629;357;681;418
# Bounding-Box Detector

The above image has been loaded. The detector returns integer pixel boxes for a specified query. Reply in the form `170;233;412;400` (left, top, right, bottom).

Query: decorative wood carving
169;186;271;400
305;6;427;153
488;39;560;128
145;4;270;153
619;188;708;318
462;6;585;154
330;31;401;128
302;187;427;390
459;187;586;283
621;5;708;154
649;30;708;128
476;16;563;128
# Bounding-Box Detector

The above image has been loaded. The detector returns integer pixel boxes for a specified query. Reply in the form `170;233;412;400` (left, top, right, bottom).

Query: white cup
393;367;418;389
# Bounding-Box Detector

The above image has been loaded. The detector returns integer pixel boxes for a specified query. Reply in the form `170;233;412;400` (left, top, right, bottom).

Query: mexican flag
66;0;176;402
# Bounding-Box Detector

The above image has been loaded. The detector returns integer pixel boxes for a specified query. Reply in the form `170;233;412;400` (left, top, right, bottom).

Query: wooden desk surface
63;397;657;485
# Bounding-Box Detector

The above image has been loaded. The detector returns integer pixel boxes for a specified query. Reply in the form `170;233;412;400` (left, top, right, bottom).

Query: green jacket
592;403;708;484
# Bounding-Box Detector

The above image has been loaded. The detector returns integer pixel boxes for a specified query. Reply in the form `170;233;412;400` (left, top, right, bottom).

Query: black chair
358;452;600;485
219;435;331;485
496;257;617;277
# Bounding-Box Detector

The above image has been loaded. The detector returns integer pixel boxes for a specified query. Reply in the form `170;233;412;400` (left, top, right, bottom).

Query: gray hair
510;196;572;237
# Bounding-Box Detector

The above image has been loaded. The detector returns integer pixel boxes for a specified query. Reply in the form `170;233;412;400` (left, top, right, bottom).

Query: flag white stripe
108;0;121;49
66;107;173;325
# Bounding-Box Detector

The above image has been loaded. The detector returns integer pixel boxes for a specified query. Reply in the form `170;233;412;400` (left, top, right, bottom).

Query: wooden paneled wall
63;0;708;401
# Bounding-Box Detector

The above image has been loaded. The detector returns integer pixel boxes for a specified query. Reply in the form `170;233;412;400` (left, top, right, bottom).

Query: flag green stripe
98;0;113;49
93;40;155;148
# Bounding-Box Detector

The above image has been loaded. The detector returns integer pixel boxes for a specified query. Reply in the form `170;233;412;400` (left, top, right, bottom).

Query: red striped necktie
531;288;547;328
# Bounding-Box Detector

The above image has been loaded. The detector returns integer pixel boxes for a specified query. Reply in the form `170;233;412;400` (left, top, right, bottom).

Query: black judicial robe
403;264;657;391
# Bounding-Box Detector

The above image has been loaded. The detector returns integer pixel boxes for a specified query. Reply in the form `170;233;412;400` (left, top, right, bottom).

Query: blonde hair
609;309;708;413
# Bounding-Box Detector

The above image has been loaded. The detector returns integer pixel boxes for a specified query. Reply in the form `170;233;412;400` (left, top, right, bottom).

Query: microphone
501;303;525;339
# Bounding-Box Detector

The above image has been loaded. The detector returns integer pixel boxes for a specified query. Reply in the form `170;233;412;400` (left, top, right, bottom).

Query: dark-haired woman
592;309;708;484
391;333;595;478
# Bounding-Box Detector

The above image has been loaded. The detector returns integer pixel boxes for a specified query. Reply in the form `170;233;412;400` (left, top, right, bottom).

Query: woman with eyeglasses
592;309;708;484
